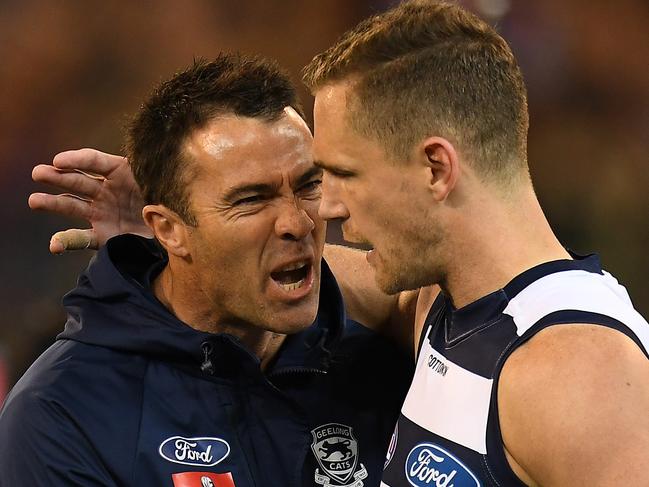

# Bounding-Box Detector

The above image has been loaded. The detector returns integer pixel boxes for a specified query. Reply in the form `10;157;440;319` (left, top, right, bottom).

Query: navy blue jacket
0;235;412;487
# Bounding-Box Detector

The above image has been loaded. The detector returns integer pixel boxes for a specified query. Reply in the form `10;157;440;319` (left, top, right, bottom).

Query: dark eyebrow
313;160;331;171
223;182;277;203
295;166;323;186
222;167;322;202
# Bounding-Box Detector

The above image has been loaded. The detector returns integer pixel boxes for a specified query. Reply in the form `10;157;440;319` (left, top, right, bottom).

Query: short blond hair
303;0;530;184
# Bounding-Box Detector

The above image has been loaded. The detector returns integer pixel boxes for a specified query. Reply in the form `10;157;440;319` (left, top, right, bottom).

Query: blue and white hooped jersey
381;254;649;487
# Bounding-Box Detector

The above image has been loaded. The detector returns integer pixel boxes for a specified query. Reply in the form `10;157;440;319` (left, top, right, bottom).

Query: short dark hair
303;0;529;186
126;54;304;224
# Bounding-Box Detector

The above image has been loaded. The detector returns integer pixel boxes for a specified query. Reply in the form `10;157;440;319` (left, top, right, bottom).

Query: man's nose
318;174;349;221
275;199;316;240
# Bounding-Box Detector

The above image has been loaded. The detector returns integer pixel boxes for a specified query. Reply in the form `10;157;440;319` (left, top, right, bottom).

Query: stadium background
1;0;647;401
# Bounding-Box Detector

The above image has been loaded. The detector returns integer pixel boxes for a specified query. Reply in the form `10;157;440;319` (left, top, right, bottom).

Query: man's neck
151;265;286;368
442;184;570;309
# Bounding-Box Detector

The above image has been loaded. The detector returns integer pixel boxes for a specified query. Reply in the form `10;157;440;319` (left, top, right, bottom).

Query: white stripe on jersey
503;270;649;347
401;326;493;454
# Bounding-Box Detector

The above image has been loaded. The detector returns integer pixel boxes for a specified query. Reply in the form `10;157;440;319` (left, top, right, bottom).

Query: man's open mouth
270;261;311;292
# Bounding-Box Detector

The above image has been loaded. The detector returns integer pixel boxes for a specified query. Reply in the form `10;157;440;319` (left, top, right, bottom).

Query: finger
50;229;97;254
32;164;104;198
73;169;105;181
52;148;127;177
28;193;92;220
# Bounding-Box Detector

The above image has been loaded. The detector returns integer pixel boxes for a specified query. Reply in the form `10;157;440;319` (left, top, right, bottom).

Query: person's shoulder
0;339;148;470
0;339;132;485
0;341;89;443
7;339;89;399
498;323;649;484
3;339;147;421
18;338;145;385
500;323;646;406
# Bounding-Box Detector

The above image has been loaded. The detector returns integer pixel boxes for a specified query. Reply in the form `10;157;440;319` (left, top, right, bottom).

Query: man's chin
378;264;441;295
269;311;318;335
267;297;320;334
374;264;417;295
376;276;405;296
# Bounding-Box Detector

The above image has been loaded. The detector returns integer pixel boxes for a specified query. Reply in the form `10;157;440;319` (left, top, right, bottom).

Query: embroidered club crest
311;423;367;486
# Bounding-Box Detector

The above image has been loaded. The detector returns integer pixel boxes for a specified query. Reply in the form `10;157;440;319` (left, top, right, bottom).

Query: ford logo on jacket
159;436;230;467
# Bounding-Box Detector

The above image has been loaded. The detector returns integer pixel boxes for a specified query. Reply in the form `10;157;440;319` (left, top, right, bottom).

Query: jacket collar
60;234;345;378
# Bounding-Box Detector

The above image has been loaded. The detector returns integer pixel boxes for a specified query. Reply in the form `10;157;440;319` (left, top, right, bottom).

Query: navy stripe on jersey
527;310;648;357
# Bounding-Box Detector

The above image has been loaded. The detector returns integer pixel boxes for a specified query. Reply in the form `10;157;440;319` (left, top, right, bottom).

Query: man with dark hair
1;55;414;486
23;2;649;486
126;56;306;227
303;1;649;486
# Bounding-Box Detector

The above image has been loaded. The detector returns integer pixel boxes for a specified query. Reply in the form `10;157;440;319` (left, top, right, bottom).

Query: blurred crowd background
1;0;648;401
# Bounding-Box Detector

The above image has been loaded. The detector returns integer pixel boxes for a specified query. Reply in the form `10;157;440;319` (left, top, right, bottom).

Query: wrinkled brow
223;166;322;202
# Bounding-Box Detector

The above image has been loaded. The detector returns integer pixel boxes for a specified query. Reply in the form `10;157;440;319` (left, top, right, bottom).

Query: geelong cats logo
311;423;368;486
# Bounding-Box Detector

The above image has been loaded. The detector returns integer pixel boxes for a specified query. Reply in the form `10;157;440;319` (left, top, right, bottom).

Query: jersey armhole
484;309;648;486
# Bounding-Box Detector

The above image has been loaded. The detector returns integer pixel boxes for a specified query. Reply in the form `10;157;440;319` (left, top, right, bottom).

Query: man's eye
235;195;264;205
301;179;322;191
327;168;354;179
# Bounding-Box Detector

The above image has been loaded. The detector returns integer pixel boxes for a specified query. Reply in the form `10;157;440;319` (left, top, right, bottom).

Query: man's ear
416;136;460;202
142;205;191;258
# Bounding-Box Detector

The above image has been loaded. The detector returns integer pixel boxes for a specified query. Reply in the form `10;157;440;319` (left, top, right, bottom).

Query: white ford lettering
405;443;481;487
409;449;456;487
159;436;230;467
175;439;213;463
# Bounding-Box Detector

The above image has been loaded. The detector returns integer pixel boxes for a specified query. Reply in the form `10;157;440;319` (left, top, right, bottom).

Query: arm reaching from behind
324;244;438;355
29;149;151;254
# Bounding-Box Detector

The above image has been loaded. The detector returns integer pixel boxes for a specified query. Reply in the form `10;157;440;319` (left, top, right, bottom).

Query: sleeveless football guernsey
381;255;649;487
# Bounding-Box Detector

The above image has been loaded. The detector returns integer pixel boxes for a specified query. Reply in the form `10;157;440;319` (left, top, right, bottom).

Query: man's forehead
312;85;355;163
282;106;310;131
186;110;310;158
314;83;345;105
184;111;315;189
312;83;354;142
313;81;356;119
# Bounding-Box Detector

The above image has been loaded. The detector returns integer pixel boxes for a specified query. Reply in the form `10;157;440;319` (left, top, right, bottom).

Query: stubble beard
374;230;446;295
373;249;434;294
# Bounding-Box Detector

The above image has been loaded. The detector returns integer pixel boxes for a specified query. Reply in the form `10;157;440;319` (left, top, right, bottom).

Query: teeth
278;278;306;291
277;261;307;272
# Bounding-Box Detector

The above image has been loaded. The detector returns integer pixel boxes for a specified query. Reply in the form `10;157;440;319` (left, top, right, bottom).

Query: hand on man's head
29;148;151;254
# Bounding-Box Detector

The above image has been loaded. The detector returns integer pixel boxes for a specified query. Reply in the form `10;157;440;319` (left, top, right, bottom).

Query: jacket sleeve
0;389;119;486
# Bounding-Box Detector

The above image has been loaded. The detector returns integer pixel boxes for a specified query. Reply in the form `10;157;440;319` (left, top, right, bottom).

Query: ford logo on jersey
159;436;230;467
405;443;480;487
